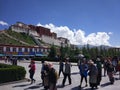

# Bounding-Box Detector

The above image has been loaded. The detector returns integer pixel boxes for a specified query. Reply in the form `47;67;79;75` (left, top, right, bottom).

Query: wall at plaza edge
0;44;49;58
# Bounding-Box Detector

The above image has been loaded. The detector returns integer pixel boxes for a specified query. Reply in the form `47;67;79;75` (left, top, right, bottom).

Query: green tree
82;46;90;58
95;47;99;56
60;45;65;58
48;44;57;59
74;47;80;55
82;46;87;55
89;47;96;59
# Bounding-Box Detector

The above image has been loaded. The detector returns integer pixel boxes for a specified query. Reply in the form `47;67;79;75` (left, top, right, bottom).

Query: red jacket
29;64;36;72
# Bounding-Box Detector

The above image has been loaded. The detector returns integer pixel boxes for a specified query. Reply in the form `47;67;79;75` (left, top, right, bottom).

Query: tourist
28;60;36;84
88;60;98;89
103;57;108;76
111;56;118;73
96;57;102;86
41;60;45;86
106;59;115;84
48;62;58;90
58;59;64;77
116;59;120;79
43;61;49;90
79;59;88;88
62;58;72;87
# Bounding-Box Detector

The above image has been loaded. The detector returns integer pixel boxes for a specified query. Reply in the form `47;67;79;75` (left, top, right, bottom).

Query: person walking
96;57;102;86
106;59;115;84
88;60;98;89
62;58;72;87
59;59;64;77
111;56;118;73
48;63;58;90
103;58;108;76
79;60;88;88
116;59;120;79
28;60;36;84
41;60;46;86
42;61;49;90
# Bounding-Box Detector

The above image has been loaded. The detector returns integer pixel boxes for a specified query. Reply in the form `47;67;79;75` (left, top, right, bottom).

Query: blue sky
0;0;120;47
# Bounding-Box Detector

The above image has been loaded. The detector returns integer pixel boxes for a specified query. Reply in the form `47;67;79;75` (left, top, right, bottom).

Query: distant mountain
77;44;111;49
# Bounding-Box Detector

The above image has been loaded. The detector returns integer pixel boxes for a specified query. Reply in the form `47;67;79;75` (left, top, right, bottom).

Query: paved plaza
0;60;120;90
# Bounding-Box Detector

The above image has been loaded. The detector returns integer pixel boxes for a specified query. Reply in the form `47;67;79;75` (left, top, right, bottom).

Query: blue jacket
79;64;88;77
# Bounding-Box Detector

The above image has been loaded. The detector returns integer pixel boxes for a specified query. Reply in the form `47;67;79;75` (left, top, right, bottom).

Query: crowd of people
5;57;18;65
77;56;120;89
29;60;58;90
1;55;120;90
27;56;120;90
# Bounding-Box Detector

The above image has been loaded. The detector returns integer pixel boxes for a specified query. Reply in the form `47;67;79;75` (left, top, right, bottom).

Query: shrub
33;57;59;62
0;64;26;83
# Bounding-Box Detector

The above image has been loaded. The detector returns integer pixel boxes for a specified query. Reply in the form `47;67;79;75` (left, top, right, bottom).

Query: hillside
0;30;37;46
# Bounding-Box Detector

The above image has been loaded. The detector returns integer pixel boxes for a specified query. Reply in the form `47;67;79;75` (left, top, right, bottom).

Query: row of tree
48;44;120;62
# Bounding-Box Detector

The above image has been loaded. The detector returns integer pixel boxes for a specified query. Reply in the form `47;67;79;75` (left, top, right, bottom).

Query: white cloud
37;23;111;46
0;21;8;26
86;32;110;46
108;32;113;35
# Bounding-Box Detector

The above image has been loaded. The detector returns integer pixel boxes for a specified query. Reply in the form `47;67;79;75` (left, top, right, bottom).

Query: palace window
30;48;33;52
6;47;10;52
0;47;3;53
24;48;28;52
13;47;16;52
18;48;22;52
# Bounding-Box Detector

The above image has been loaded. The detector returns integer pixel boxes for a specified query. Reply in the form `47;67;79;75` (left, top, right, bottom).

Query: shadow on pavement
71;85;92;90
57;84;64;88
13;83;31;87
24;85;41;90
71;86;80;90
83;88;92;90
13;83;43;90
57;84;69;88
101;82;111;87
71;72;79;75
115;77;120;80
24;83;43;90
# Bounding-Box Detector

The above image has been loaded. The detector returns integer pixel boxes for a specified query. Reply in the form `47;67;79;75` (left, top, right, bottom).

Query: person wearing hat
42;61;49;90
88;60;98;89
28;60;36;84
48;62;58;90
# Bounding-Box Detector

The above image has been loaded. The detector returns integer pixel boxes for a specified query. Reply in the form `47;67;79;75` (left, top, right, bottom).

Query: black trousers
62;73;71;85
80;75;87;85
59;69;64;76
29;70;35;81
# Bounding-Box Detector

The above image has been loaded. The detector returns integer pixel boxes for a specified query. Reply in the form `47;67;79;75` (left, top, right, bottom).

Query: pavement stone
0;60;120;90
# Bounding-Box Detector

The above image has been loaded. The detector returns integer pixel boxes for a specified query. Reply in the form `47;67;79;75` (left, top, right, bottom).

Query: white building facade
10;22;71;47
